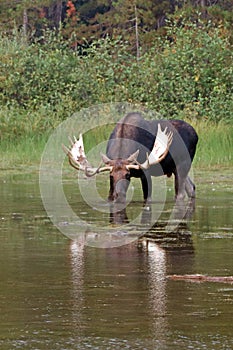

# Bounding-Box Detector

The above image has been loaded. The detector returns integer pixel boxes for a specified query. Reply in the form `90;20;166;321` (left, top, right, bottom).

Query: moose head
63;124;173;203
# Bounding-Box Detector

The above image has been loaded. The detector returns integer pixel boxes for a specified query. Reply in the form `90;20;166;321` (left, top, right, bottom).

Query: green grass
0;135;48;171
190;120;233;168
0;120;232;172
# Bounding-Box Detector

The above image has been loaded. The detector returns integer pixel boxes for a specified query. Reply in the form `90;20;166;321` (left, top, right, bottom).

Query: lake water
0;169;232;349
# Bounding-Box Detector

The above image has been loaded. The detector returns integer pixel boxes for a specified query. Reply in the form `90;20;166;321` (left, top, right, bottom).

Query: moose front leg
140;171;152;203
108;175;114;201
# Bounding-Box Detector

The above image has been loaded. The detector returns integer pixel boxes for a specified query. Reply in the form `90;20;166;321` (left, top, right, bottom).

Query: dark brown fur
104;113;198;202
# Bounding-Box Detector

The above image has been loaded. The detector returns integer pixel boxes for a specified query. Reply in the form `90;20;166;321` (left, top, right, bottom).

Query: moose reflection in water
107;197;195;251
69;239;170;343
109;197;195;226
69;223;194;344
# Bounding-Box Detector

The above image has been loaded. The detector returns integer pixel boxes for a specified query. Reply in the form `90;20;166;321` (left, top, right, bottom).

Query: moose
63;112;198;203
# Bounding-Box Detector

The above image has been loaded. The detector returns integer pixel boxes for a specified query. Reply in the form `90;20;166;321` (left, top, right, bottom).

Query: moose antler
63;124;173;175
127;123;173;170
62;134;112;176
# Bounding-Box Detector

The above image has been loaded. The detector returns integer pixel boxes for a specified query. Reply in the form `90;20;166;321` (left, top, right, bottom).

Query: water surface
0;170;232;349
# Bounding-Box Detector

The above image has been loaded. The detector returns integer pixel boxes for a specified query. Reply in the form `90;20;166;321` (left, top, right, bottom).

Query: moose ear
101;153;112;164
127;150;139;163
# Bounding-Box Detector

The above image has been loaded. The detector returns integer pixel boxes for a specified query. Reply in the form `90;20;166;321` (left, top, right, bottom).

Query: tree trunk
167;274;233;283
48;1;63;29
134;4;140;62
200;0;206;7
23;8;28;37
54;1;63;29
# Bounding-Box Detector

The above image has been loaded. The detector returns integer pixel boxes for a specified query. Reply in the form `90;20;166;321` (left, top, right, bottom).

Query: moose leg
174;169;186;200
140;172;152;203
185;176;196;198
108;176;114;201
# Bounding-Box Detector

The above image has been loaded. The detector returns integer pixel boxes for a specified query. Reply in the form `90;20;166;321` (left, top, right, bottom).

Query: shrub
0;17;232;144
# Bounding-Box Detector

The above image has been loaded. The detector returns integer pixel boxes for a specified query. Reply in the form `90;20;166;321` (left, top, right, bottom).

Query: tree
0;1;64;36
0;0;233;51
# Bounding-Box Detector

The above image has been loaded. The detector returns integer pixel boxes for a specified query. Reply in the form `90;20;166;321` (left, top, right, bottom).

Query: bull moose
63;112;198;203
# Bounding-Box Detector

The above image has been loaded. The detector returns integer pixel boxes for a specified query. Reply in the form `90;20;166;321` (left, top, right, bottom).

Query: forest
1;1;233;48
0;1;232;168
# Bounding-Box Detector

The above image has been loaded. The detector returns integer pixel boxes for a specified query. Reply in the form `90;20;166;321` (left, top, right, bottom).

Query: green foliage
136;18;233;121
0;16;232;147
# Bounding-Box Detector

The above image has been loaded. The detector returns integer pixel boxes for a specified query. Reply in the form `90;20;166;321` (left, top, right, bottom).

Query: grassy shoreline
0;119;232;172
1;24;232;175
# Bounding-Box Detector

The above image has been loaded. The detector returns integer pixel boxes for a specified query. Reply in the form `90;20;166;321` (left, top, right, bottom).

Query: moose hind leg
174;170;186;200
185;176;196;198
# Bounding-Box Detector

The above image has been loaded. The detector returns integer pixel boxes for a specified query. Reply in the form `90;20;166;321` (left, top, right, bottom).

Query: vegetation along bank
0;2;232;169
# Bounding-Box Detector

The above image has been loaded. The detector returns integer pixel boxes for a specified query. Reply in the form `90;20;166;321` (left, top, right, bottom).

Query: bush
0;17;232;144
129;19;233;121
